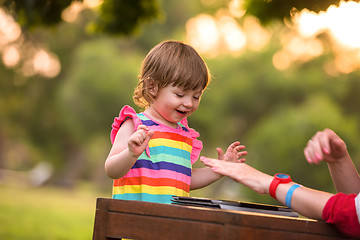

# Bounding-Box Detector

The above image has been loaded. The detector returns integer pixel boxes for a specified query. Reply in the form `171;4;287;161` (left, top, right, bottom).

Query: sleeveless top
110;105;203;204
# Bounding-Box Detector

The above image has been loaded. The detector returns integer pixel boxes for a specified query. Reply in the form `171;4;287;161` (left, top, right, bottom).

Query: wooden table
92;198;353;240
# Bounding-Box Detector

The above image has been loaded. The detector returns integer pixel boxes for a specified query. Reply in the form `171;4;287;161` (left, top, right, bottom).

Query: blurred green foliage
2;0;72;28
90;0;162;35
2;0;352;30
2;0;161;34
192;51;360;203
1;0;360;206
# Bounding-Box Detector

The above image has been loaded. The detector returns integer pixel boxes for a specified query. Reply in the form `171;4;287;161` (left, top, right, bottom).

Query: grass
0;184;110;240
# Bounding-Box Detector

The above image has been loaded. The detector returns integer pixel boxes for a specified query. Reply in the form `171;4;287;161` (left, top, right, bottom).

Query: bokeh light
186;11;270;57
0;7;61;78
228;0;246;19
243;17;271;51
218;15;246;54
62;0;103;23
32;49;61;78
2;45;20;67
186;0;360;74
0;8;21;46
186;14;220;57
291;1;360;73
83;0;103;8
62;1;84;23
2;0;360;77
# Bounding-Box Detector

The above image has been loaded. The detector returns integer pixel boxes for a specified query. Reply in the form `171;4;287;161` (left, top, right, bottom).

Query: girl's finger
237;151;248;157
216;148;224;160
140;124;149;129
227;141;240;151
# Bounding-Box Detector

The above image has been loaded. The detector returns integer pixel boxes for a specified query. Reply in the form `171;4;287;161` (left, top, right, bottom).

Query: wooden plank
105;198;227;223
224;225;345;240
106;212;224;240
92;198;350;240
254;228;346;240
98;198;340;236
222;210;341;236
93;198;110;240
223;225;255;240
92;209;108;240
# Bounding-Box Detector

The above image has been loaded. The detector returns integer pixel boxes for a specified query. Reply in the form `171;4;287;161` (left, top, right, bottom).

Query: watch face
276;173;290;179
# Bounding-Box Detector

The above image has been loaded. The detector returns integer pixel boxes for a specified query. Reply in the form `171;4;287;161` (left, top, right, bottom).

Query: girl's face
145;85;203;128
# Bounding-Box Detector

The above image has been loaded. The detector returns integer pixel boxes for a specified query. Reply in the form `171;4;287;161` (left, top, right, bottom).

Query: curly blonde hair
133;40;211;108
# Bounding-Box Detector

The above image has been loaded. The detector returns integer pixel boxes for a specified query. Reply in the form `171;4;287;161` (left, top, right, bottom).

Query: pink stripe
125;168;191;185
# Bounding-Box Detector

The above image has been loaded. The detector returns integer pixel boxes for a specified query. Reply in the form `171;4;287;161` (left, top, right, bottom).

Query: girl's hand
217;141;247;163
304;129;348;165
128;125;154;158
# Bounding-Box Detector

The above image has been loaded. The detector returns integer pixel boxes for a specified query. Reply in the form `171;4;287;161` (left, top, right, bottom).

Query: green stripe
138;152;191;168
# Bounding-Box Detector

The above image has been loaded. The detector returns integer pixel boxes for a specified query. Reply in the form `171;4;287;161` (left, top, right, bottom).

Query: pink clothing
110;105;202;163
110;105;203;204
322;192;360;238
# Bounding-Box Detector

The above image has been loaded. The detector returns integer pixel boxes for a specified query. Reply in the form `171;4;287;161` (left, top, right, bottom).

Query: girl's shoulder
178;118;203;164
110;105;142;144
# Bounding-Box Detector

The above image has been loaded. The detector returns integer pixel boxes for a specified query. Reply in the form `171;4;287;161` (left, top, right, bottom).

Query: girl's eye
175;93;184;97
193;96;200;100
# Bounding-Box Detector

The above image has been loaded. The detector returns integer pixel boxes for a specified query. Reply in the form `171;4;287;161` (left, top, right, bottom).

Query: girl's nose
183;97;193;108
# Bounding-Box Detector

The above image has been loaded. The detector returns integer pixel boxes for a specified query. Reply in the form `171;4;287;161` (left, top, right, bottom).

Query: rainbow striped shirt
110;106;203;204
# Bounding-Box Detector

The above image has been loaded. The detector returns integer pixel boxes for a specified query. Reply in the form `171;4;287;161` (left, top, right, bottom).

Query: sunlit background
0;0;101;79
2;0;360;77
1;0;360;239
0;0;359;78
187;0;360;74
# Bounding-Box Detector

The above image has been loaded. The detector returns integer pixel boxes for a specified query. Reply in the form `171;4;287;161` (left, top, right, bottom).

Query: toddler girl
105;40;247;204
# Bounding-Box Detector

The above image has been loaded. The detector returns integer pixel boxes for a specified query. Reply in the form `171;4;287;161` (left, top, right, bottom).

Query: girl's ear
147;78;158;97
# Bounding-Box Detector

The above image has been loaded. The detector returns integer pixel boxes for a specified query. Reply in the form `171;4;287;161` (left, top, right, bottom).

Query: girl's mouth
176;110;187;115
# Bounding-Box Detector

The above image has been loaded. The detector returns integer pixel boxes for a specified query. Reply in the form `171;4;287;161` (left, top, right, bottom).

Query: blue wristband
285;184;301;208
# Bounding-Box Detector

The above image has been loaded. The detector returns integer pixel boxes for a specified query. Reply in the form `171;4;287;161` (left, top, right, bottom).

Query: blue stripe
141;119;159;126
181;126;189;132
150;146;190;159
137;114;159;126
132;160;191;176
113;193;174;204
178;122;189;132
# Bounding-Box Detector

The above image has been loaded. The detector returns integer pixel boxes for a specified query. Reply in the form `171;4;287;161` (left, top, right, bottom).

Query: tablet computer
171;196;298;217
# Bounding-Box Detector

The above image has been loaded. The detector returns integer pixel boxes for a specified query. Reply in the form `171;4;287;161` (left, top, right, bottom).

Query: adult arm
304;129;360;194
200;158;360;237
200;158;332;219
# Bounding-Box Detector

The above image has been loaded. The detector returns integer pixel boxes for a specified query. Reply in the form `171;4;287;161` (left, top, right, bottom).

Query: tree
2;0;72;29
0;0;205;189
243;0;359;24
3;0;356;33
2;0;161;35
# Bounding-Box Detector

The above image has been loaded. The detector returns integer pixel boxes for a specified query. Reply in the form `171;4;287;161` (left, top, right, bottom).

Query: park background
1;0;360;239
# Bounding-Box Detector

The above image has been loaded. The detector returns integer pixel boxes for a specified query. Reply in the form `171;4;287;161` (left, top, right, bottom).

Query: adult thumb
331;138;347;155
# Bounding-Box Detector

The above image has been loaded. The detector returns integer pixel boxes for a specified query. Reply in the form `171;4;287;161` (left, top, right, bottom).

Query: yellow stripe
113;185;188;196
149;138;192;152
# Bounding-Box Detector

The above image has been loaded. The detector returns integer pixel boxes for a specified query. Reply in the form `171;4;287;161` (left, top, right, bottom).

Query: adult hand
304;129;348;165
200;157;272;195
